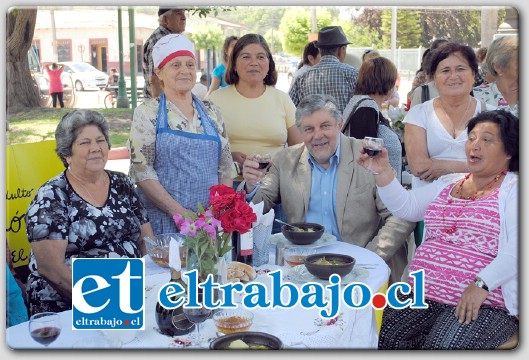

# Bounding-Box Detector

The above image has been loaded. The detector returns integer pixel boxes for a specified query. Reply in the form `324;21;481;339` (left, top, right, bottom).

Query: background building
32;8;244;76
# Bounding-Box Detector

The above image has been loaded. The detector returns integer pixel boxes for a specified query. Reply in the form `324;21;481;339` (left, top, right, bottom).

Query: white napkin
250;201;275;227
168;238;181;271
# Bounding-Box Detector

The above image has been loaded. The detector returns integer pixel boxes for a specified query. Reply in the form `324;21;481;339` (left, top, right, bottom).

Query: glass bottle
155;268;195;336
231;230;253;266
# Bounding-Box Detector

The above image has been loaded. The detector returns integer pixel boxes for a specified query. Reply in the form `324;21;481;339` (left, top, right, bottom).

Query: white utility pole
391;7;397;63
50;9;58;61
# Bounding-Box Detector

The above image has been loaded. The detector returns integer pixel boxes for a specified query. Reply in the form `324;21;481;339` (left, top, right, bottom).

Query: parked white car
61;61;109;91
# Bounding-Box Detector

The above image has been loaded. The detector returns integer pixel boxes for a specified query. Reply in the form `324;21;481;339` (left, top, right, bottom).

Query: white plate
285;265;369;285
268;232;337;249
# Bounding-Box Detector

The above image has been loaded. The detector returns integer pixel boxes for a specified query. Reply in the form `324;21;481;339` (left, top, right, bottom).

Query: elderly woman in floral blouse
25;109;155;315
128;34;234;235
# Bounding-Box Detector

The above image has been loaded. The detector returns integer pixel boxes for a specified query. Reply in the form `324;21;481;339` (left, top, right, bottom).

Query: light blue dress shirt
246;138;342;241
306;137;341;241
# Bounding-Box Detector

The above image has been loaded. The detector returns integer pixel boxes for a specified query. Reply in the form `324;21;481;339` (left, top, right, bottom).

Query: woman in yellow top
208;33;302;182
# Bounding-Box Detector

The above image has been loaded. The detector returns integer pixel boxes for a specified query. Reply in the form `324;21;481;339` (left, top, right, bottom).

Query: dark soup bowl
281;222;324;245
210;331;283;350
304;253;355;280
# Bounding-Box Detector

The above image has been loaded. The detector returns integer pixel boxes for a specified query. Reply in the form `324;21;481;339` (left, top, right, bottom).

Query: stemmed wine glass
363;137;384;174
29;312;62;347
253;153;271;186
182;293;213;346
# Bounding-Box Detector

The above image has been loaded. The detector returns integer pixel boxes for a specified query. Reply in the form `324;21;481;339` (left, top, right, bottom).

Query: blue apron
139;93;221;235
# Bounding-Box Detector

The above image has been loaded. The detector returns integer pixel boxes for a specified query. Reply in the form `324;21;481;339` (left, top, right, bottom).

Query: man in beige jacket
241;94;414;284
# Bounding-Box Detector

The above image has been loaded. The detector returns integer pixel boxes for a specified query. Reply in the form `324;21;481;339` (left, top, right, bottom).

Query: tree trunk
6;8;40;113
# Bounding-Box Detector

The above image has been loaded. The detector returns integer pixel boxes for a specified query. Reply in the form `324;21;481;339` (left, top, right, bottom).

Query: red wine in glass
30;326;61;346
182;307;213;324
365;148;381;157
258;161;270;169
182;291;213;346
28;312;62;347
254;153;271;185
363;137;384;173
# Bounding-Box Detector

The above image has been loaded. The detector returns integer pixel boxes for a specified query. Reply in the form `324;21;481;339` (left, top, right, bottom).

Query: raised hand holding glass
363;137;384;174
252;153;271;185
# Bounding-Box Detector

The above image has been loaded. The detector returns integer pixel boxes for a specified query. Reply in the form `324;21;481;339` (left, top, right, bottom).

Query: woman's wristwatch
473;276;489;292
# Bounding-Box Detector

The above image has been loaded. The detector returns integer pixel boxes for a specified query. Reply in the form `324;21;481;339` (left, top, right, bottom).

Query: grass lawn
6;108;134;147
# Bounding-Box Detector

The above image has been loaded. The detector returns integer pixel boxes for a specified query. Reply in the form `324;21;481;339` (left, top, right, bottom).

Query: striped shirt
288;55;359;113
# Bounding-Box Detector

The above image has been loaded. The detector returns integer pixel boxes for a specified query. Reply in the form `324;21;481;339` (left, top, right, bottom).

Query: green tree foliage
219;6;286;34
380;9;422;48
189;6;237;18
264;28;283;53
188;24;225;50
420;9;481;46
351;8;484;49
279;8;332;56
346;21;382;48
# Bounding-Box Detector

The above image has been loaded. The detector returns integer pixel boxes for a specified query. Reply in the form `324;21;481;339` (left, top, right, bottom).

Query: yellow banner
6;140;65;269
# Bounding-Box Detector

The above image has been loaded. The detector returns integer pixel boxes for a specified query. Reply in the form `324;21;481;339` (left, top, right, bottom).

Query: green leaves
184;229;219;282
187;6;236;19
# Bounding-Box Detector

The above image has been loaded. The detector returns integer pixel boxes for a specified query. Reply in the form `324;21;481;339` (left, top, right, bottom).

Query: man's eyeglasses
364;49;374;55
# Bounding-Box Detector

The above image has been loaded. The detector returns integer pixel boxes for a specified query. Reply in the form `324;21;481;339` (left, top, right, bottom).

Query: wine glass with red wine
29;312;62;347
182;293;213;346
363;137;384;174
254;153;271;185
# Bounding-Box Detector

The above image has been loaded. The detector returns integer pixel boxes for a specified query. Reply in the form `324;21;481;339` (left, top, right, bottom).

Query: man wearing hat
142;8;187;98
289;26;359;113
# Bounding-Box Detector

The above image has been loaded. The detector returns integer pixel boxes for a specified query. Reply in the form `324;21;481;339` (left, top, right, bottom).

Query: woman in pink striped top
357;109;518;349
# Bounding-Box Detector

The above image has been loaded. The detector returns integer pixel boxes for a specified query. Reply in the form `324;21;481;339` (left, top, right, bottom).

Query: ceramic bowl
304;253;355;280
281;222;324;245
210;331;283;350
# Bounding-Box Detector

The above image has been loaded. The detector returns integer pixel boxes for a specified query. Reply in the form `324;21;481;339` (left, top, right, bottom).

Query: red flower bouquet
173;185;256;279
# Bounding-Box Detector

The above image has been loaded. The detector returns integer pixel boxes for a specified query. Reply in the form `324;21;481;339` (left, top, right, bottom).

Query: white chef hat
152;34;196;69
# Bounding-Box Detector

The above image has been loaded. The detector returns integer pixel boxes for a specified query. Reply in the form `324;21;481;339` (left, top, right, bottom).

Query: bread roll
227;261;257;283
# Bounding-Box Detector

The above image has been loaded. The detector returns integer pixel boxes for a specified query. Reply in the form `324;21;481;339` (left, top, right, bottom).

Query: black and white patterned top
288;55;359;113
25;170;149;314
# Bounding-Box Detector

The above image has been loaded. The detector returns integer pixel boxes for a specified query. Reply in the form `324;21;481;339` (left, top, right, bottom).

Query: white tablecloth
6;241;389;350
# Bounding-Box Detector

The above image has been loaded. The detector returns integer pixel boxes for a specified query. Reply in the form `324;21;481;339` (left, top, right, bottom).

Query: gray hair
485;36;518;77
295;94;342;128
55;109;111;167
158;9;184;24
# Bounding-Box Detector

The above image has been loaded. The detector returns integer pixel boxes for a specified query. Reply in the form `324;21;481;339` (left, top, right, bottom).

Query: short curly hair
55;109;111;167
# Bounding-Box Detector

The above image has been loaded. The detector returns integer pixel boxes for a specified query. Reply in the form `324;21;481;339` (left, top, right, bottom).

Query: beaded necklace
441;170;508;234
